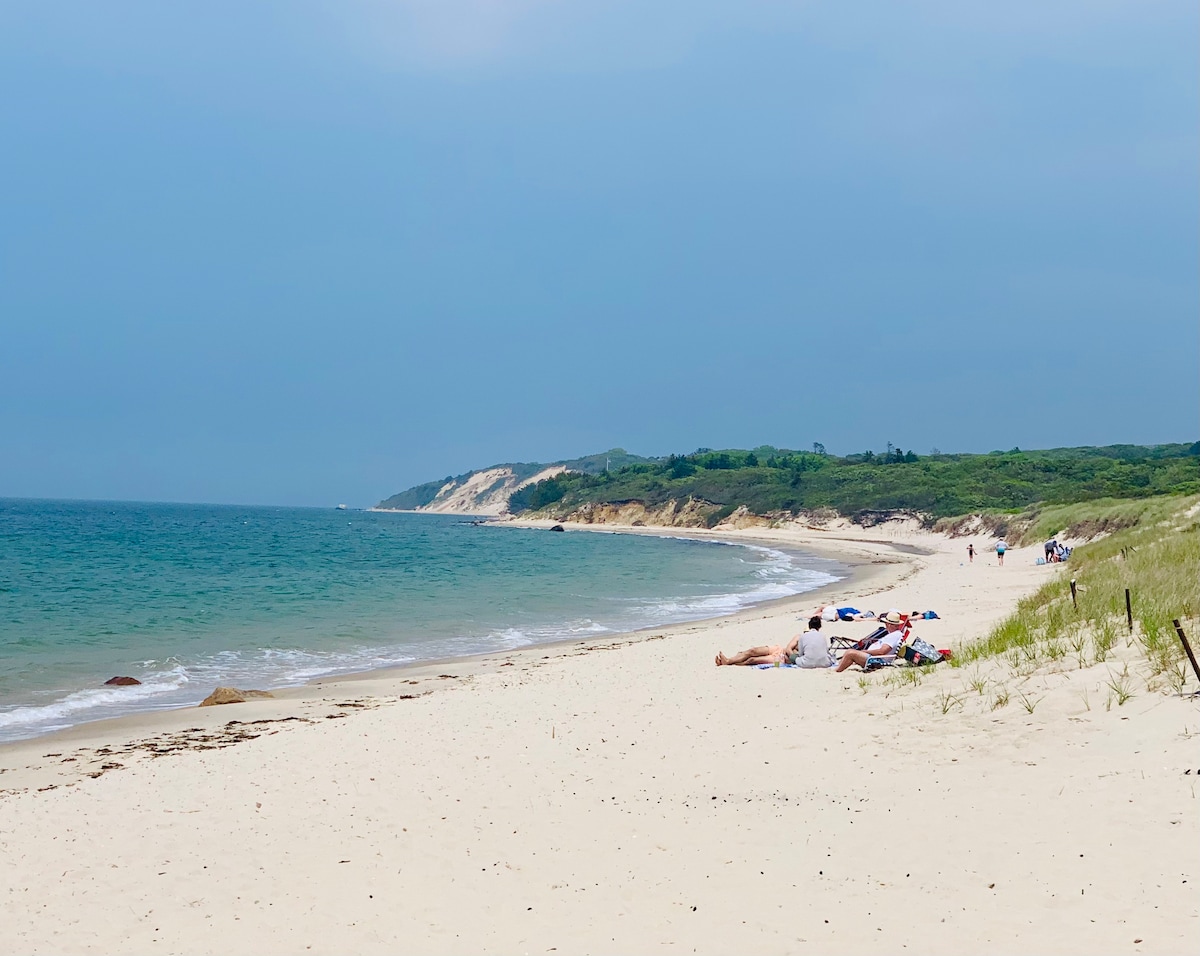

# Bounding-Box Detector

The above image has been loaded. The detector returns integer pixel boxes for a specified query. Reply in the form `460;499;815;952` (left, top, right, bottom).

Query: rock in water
549;524;565;532
104;676;142;686
199;687;276;707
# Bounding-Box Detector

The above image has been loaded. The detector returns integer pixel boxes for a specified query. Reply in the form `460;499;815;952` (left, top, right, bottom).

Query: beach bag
899;637;943;666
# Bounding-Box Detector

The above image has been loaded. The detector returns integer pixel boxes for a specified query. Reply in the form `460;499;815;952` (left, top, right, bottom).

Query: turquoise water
0;500;844;741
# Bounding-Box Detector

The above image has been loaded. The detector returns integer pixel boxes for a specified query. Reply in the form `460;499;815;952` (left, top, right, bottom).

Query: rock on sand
199;687;276;707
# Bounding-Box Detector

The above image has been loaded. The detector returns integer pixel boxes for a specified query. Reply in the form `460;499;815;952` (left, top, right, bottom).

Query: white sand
1;525;1196;954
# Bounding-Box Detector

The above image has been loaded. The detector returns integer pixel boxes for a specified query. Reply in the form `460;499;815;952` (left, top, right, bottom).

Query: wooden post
1173;620;1200;687
1125;589;1133;634
1069;579;1077;610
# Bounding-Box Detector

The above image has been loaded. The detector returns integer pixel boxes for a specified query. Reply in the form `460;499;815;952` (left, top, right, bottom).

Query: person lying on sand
716;616;831;668
818;605;875;622
834;609;908;672
715;636;798;667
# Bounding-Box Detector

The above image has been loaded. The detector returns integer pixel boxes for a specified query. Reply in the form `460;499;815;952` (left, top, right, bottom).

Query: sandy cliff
410;465;567;516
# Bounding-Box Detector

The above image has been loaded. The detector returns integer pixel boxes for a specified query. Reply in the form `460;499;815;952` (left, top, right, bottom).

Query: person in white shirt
793;616;831;668
834;609;908;672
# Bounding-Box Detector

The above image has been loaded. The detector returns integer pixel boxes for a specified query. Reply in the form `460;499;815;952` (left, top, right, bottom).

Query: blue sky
2;1;1196;506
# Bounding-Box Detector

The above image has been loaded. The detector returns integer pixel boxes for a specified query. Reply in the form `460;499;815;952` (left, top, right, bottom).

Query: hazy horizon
3;2;1196;507
0;436;1193;510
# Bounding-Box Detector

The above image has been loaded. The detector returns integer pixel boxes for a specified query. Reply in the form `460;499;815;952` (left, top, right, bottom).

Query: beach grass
1010;495;1189;546
934;493;1194;548
951;494;1200;686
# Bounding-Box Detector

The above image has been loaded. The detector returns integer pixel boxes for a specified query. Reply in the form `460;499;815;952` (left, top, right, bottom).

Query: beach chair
829;626;885;653
830;620;911;660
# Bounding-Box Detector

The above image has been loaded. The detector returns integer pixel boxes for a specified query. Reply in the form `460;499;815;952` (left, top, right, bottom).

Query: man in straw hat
834;609;909;672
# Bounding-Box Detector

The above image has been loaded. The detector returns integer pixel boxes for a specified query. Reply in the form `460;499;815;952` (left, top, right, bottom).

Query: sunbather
834;609;908;672
715;635;799;667
836;606;874;621
818;605;874;622
717;615;836;667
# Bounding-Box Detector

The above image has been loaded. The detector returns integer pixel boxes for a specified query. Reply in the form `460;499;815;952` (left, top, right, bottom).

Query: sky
1;1;1196;507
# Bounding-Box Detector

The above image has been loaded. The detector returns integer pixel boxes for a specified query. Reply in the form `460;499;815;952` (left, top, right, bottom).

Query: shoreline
3;525;1195;954
0;523;908;756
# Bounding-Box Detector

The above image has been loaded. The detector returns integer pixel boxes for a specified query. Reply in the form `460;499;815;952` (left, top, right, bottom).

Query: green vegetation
380;478;450;511
377;448;651;510
936;494;1193;547
952;495;1200;693
508;442;1199;521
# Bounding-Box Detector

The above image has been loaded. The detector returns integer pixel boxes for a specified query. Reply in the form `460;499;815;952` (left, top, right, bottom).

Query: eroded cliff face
540;500;921;533
560;499;714;528
546;499;783;530
409;466;567;516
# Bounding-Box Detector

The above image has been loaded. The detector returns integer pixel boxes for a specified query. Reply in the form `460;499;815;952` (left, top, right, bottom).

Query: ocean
0;499;844;742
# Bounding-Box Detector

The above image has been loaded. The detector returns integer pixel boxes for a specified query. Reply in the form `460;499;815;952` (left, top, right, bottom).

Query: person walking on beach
996;539;1007;566
967;543;975;563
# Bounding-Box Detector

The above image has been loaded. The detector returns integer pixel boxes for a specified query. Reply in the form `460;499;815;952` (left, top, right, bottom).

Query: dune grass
1014;496;1191;547
952;495;1200;692
936;494;1193;547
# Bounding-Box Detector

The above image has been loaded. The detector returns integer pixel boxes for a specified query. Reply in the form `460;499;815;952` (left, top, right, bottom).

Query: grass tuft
1105;666;1135;706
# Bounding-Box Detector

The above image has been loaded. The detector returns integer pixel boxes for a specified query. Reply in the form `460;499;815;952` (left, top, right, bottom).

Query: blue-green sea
0;500;844;742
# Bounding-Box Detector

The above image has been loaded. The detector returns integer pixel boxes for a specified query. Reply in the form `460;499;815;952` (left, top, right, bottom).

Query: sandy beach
1;522;1196;954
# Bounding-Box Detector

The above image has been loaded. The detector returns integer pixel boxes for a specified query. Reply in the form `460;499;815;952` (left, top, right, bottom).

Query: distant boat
336;504;348;511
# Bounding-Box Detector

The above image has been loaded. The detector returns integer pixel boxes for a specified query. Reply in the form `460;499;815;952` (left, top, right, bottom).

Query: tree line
506;442;1200;521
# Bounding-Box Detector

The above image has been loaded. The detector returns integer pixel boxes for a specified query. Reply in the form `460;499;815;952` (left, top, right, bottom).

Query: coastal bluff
373;448;652;516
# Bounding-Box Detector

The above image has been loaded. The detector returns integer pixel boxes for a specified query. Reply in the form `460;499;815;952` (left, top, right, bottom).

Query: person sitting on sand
793;616;831;667
716;616;831;667
833;609;908;672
